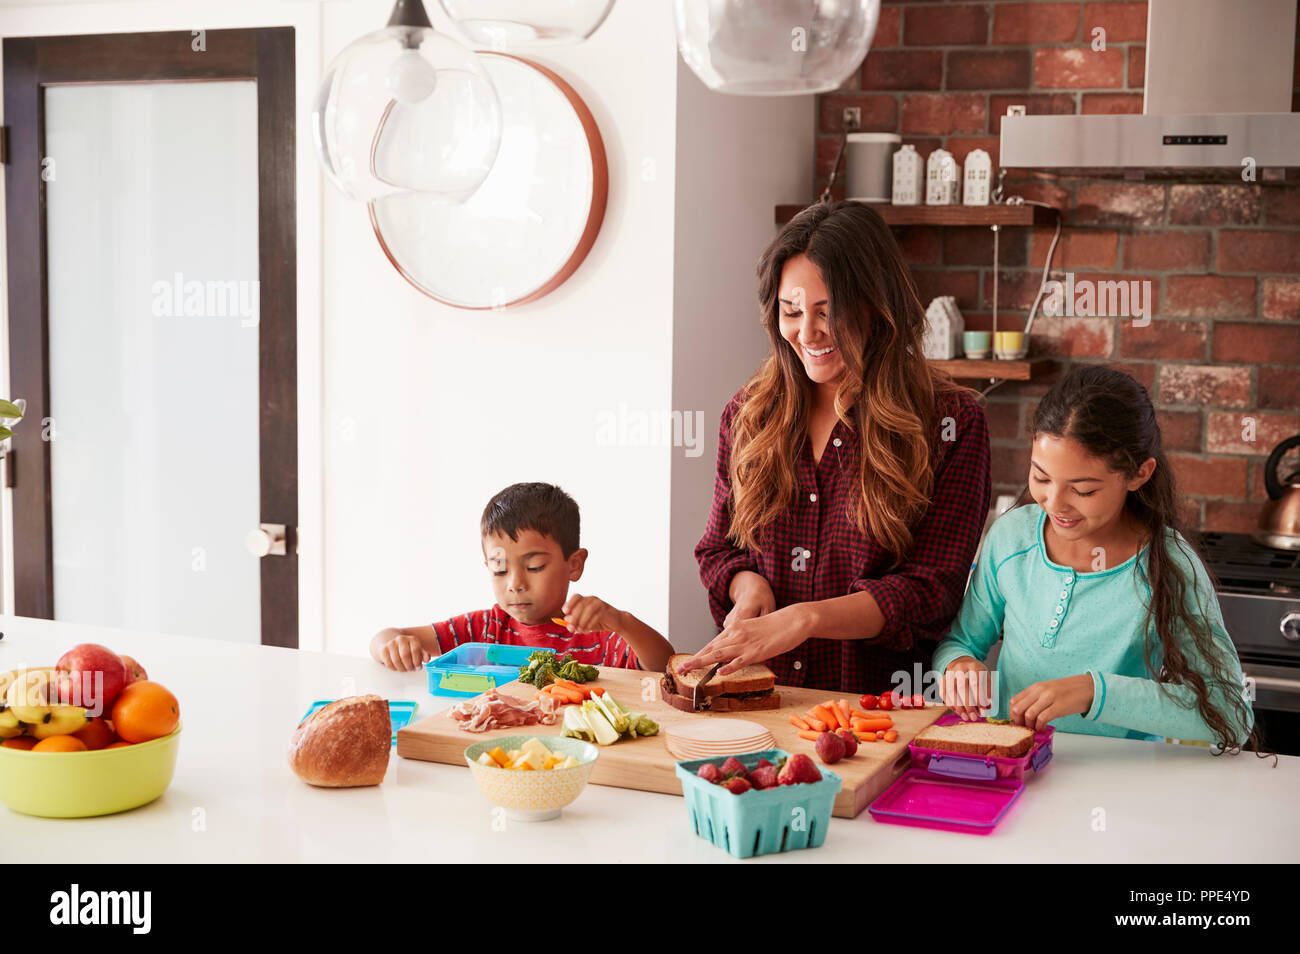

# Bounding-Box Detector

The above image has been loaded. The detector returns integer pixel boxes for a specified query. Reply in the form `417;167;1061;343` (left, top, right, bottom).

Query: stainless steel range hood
1000;0;1300;169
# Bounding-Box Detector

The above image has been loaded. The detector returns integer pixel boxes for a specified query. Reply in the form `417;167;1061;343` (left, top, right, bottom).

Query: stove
1199;532;1300;755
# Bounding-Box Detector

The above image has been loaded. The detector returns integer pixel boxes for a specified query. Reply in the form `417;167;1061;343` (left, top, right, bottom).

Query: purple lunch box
867;715;1053;834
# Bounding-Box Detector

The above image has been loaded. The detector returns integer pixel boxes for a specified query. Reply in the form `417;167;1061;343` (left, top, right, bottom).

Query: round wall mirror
369;52;608;309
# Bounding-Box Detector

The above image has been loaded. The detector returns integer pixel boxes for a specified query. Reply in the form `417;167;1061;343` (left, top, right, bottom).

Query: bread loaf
288;694;391;787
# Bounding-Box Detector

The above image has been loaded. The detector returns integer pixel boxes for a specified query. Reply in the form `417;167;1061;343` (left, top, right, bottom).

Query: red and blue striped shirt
431;603;640;669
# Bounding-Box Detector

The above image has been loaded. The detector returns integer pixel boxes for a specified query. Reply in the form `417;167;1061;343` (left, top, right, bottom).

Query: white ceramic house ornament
963;149;992;206
922;296;964;359
891;143;923;205
925;148;960;205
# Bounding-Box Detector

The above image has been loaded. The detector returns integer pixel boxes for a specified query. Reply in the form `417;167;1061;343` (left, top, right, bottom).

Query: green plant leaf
0;426;12;440
0;400;21;419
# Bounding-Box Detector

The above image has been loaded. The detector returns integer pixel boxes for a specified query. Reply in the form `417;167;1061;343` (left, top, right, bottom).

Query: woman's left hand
679;603;814;676
1009;675;1094;732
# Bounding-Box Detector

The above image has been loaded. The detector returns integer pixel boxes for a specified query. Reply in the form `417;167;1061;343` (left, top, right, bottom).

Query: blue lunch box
424;642;544;697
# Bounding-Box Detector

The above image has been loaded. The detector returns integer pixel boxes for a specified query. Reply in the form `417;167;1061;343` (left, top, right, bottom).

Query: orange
105;741;132;748
109;681;180;743
32;735;88;752
73;716;115;751
2;736;37;750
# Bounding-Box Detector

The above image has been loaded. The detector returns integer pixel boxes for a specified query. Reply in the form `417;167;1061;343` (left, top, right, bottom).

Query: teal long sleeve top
932;504;1253;744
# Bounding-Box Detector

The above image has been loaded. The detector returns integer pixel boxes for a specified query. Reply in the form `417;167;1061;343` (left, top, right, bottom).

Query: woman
682;201;991;695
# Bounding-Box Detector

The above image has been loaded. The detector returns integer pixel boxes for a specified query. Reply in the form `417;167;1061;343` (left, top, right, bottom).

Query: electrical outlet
842;106;861;130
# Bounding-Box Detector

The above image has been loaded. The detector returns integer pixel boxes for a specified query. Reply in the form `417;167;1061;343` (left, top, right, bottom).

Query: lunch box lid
868;769;1025;833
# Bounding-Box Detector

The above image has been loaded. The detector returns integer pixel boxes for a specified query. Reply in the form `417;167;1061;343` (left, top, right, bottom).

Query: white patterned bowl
464;734;599;821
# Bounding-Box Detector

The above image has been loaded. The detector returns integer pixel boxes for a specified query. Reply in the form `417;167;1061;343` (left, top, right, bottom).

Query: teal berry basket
674;749;842;859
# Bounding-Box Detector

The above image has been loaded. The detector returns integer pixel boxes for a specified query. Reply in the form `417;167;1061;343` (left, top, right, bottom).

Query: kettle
1255;435;1300;550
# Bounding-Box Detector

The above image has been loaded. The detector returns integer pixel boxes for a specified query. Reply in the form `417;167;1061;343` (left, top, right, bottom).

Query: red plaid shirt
431;604;640;669
695;387;990;694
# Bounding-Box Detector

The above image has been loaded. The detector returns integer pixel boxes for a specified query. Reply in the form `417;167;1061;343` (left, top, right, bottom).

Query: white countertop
4;615;1297;863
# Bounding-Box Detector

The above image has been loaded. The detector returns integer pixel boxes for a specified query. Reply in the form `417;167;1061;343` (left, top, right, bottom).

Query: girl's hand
1009;675;1095;732
723;571;776;629
679;602;813;676
942;656;993;721
379;633;430;672
561;593;620;634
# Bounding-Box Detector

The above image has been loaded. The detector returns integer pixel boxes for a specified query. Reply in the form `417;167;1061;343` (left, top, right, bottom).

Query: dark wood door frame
3;28;299;647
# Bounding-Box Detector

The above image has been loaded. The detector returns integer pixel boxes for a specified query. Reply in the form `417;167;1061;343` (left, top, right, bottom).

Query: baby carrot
836;699;853;726
854;731;876;742
789;714;812;730
875;730;886;740
883;730;898;743
798;730;821;742
806;718;829;733
811;705;839;730
547;685;584;704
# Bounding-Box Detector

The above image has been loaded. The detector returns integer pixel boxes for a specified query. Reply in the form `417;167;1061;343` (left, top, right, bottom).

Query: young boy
370;482;673;674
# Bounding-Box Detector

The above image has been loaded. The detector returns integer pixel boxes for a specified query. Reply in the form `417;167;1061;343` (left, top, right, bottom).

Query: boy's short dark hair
480;482;581;557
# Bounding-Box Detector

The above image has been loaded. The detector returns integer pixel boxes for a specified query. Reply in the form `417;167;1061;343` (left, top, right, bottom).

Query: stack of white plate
665;719;777;761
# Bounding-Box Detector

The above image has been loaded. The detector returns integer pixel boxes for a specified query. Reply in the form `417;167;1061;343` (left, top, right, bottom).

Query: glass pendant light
312;0;503;203
674;0;880;96
438;0;616;46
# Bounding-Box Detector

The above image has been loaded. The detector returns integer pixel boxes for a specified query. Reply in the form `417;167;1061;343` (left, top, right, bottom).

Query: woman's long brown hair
1032;366;1260;754
729;201;956;562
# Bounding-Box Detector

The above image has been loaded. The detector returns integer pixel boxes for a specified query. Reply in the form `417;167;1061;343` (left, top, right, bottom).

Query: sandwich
660;654;781;713
912;721;1035;759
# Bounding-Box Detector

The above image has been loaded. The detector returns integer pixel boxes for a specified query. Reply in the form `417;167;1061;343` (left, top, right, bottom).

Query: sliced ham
449;689;560;733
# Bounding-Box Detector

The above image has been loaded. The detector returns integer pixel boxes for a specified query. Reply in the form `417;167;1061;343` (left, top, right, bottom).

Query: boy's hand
561;594;621;634
379;633;430;672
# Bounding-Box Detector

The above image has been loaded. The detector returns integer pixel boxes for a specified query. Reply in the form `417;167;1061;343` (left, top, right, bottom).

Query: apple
56;643;127;715
120;654;148;686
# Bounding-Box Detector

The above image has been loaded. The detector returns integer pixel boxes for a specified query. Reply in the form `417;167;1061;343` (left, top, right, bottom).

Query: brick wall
814;0;1300;533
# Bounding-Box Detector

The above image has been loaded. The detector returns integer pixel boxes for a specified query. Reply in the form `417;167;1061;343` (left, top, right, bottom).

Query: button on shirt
696;387;992;694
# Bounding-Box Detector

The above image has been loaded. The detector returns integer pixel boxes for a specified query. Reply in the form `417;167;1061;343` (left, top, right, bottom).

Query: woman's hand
941;656;994;721
723;571;776;629
1009;675;1094;732
679;602;814;676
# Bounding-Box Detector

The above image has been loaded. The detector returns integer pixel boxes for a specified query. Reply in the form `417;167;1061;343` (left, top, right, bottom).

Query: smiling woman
686;201;992;694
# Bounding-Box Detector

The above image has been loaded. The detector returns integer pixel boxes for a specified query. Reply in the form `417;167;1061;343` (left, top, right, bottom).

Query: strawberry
719;756;748;780
697;763;722;784
723;776;752;794
835;728;858;757
778;753;822;786
750;765;779;790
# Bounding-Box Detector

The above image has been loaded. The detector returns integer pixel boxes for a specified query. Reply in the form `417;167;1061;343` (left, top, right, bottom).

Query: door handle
246;523;289;557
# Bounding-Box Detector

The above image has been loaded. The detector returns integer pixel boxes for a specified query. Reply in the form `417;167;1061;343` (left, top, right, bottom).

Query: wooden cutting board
396;667;946;818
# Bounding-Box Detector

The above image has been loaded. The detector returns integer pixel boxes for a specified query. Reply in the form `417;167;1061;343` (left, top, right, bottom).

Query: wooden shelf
774;202;1058;228
930;357;1053;381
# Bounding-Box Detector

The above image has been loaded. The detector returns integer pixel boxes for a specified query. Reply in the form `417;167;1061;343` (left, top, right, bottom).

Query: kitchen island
4;615;1296;863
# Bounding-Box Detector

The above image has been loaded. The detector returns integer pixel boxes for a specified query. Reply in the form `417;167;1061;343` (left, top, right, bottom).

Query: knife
693;662;723;711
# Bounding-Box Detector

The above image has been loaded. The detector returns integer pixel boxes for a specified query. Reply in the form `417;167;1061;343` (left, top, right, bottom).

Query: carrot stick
553;679;590;698
852;718;894;733
883;730;898;743
806;718;828;733
789;714;812;730
836;699;853;726
811;705;839;730
854;731;876;742
797;730;821;741
547;685;584;704
875;730;886;740
589;687;605;696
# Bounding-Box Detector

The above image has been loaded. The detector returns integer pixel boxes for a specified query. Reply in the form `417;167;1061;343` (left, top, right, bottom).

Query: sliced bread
666;654;775;697
912;721;1036;759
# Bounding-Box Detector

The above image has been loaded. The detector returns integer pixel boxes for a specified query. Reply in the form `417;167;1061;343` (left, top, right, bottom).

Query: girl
684;201;991;694
935;365;1254;750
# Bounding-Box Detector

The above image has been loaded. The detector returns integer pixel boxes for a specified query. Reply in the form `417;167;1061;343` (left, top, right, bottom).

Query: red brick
1106;359;1156;389
992;3;1081;44
1262;278;1300;320
1029;315;1115;356
1217;230;1300;274
1081;92;1144;114
1127;45;1145;88
910;267;980;311
983;269;1052;311
900;137;943;162
1213;322;1300;364
1155;409;1201;452
1203;501;1261;533
1260;366;1300;410
862;50;942;90
1039;271;1161;318
988;93;1077;135
903;4;988;45
947;50;1031;89
1164;276;1256;318
984;400;1022;441
997;175;1071;209
1169;454;1248;499
1034;48;1125;89
1169;184;1260;225
1082;2;1148;43
1207;411;1300;455
1157;363;1251;408
872;5;900;49
893;226;942;265
946;136;1001;173
945;226;1027;267
1123;230;1210;270
1118;320;1207;359
1263;187;1300;225
900;94;986;135
1072;182;1164;225
819;94;899;133
991;443;1032;487
1030;228;1119;269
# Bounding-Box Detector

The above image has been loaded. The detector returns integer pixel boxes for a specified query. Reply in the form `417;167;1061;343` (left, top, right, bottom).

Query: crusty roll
288;694;391;787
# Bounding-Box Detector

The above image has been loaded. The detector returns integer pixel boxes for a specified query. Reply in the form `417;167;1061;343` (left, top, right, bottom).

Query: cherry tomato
897;692;912;709
859;694;878;710
877;692;894;711
912;693;925;709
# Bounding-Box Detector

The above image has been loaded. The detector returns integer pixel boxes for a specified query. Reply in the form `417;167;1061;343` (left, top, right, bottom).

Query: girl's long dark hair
1032;366;1258;755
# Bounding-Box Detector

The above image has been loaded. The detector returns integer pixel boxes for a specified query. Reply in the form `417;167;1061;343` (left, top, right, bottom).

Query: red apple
120;654;148;686
56;643;127;716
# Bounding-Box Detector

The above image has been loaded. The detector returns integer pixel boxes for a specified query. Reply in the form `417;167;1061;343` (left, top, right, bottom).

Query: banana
4;668;86;731
0;706;23;739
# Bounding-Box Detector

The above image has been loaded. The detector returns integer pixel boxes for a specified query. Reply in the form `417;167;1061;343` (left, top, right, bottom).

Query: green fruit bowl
0;724;181;818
